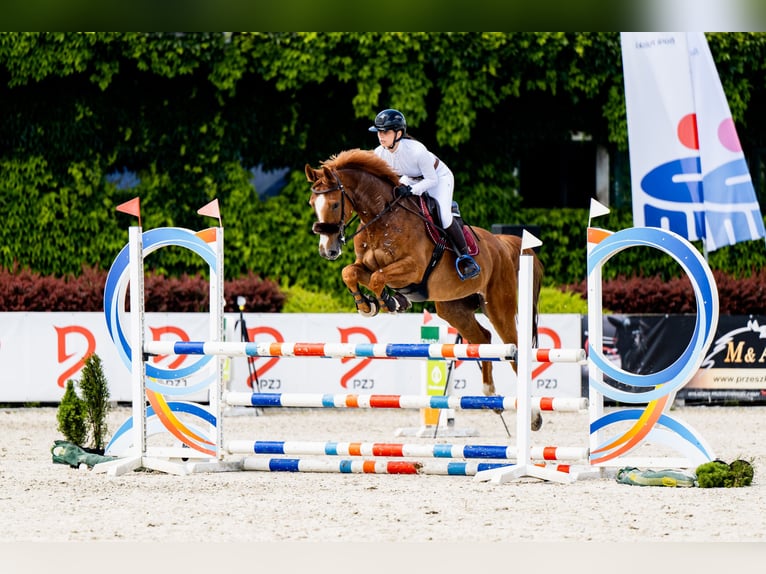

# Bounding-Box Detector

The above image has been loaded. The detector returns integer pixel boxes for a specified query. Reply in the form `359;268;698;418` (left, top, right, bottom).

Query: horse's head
306;150;400;260
305;163;352;260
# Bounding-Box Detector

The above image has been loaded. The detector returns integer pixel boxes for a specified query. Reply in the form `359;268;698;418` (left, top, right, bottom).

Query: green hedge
3;33;766;305
3;158;765;299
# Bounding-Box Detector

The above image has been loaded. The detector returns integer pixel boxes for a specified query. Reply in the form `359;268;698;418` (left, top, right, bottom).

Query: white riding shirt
374;137;456;227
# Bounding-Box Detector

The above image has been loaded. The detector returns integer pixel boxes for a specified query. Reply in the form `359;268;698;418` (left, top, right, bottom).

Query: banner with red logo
0;312;582;403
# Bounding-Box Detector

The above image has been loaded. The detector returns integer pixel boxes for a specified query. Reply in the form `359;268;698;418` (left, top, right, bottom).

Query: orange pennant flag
197;198;222;226
116;197;141;227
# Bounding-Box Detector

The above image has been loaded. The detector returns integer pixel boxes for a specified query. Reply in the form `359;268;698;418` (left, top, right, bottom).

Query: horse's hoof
531;410;543;431
357;298;380;318
393;293;411;312
381;292;411;313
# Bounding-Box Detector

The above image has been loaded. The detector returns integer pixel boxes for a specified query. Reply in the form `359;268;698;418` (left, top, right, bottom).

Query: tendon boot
445;221;480;280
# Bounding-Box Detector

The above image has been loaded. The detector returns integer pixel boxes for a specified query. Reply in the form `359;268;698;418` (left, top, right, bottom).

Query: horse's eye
332;202;340;210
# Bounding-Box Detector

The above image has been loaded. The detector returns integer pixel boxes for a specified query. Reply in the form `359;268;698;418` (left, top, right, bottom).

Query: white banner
0;312;582;403
621;32;765;252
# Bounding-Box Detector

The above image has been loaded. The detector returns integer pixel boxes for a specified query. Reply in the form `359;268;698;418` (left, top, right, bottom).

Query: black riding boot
445;221;480;280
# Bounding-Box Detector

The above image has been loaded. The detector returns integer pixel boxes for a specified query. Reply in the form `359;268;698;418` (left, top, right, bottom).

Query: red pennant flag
197;198;222;226
422;309;433;324
116;197;141;227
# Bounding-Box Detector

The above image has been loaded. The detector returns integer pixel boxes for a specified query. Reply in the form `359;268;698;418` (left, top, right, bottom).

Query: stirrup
455;254;480;280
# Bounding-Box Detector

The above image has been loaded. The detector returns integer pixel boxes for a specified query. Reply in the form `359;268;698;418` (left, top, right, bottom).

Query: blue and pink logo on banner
622;32;765;252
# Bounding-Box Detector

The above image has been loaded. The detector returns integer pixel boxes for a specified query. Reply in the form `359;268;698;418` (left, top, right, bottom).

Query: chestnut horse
305;149;544;427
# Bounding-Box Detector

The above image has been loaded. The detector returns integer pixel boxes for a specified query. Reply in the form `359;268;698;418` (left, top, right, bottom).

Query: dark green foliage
728;459;755;487
695;461;730;487
281;284;356;313
78;354;110;451
56;380;87;446
55;355;115;450
696;459;754;488
2;33;766;312
539;286;588;314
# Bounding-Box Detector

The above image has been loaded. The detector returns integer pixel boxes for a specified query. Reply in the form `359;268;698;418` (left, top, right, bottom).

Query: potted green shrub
56;379;88;447
55;353;112;453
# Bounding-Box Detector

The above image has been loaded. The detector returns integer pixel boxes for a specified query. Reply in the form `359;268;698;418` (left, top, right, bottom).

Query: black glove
394;184;413;198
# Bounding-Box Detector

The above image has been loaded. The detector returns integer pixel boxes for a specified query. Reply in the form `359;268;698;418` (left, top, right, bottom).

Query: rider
368;108;481;280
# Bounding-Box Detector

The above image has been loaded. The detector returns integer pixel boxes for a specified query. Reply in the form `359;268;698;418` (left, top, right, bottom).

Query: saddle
387;194;479;303
418;194;479;256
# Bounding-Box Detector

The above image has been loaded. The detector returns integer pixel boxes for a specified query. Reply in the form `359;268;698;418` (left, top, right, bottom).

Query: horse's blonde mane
322;148;400;186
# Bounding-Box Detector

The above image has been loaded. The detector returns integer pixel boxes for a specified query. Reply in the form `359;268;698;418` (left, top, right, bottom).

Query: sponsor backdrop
0;312;581;403
3;311;763;404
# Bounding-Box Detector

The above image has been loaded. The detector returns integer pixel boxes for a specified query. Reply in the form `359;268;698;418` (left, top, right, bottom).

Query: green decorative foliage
539;286;587;314
280;284;355;313
728;459;755;487
55;354;114;451
56;380;88;447
78;354;111;451
696;459;754;488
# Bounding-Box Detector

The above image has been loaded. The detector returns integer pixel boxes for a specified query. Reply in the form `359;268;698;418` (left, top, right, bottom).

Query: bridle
311;168;410;245
310;170;357;244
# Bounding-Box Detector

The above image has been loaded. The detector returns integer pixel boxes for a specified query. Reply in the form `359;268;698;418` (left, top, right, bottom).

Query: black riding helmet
368;109;407;134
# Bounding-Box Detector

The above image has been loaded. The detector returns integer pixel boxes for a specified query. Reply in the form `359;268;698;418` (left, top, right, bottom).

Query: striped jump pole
474;231;575;484
223;392;587;412
225;439;588;462
144;340;587;364
236;457;573;476
98;222;593;482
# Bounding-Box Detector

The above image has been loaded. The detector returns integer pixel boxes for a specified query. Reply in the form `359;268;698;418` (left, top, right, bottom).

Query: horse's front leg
341;263;380;317
356;243;410;314
365;268;392;313
481;359;541;430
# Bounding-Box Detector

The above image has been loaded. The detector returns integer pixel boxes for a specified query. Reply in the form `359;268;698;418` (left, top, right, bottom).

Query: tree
56;380;87;446
79;353;111;451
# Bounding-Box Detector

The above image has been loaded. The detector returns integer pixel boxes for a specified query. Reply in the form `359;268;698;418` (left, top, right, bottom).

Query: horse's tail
531;255;544;347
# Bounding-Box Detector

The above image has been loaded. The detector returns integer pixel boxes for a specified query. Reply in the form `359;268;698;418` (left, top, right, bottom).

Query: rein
312;169;422;244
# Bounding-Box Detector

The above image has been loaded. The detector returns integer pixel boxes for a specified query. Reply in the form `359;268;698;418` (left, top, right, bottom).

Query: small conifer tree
56;379;88;446
79;353;111;451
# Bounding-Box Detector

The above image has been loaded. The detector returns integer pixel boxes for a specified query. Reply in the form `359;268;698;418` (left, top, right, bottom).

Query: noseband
311;170;356;243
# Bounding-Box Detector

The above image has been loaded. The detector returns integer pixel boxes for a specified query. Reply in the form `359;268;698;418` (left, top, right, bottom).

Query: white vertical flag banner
621;32;765;252
687;32;766;252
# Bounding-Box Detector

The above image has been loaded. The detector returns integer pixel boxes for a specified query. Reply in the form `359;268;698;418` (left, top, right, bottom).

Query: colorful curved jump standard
95;200;718;481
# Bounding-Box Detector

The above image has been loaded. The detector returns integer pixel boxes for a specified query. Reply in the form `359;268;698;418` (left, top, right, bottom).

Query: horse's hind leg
483;290;542;431
380;288;412;313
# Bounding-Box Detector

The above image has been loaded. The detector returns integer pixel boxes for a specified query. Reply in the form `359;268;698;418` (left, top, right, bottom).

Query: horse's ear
305;164;317;182
322;166;333;181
